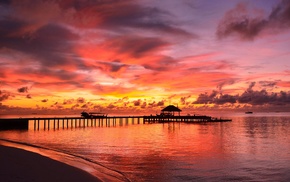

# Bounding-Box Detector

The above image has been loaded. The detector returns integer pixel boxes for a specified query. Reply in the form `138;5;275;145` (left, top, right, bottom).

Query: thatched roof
161;105;182;112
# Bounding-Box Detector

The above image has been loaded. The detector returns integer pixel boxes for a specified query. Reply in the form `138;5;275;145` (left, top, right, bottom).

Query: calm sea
1;112;290;182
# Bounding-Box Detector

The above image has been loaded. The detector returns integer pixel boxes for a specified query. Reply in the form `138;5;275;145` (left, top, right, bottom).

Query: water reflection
1;116;290;181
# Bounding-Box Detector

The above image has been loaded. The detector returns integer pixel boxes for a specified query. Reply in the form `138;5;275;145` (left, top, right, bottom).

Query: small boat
81;111;107;118
245;111;253;114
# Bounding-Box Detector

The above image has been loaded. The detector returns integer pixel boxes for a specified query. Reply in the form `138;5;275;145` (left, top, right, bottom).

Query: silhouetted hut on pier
161;105;182;116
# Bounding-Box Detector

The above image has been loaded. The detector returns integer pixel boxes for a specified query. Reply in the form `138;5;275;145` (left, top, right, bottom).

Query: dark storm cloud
17;86;29;93
24;24;78;65
269;0;290;26
103;36;170;58
0;0;10;5
0;0;192;75
0;18;26;37
4;0;190;37
41;99;48;102
60;0;193;37
194;82;290;106
217;0;290;40
0;22;79;67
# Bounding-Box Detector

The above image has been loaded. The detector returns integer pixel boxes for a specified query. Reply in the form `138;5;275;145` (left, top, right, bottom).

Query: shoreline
0;144;101;182
0;139;129;182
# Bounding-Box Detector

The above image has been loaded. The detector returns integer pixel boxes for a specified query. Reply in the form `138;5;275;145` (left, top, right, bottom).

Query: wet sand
0;145;101;182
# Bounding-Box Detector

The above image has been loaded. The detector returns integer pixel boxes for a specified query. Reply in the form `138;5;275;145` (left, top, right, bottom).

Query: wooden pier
143;115;231;123
0;116;144;131
143;105;231;124
28;116;144;130
0;115;231;131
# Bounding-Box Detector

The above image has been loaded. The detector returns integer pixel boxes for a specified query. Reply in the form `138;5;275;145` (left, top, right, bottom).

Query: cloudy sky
1;0;290;114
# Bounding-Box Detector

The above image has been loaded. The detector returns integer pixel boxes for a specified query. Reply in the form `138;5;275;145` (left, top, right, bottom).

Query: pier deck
143;115;231;123
0;115;231;130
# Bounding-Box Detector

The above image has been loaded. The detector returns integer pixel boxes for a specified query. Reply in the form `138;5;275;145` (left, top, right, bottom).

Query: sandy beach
0;145;101;182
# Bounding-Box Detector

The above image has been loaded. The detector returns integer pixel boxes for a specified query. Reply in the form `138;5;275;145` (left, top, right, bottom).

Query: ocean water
1;112;290;181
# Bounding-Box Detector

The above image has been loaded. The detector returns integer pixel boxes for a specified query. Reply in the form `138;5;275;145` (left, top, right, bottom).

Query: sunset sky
1;0;290;115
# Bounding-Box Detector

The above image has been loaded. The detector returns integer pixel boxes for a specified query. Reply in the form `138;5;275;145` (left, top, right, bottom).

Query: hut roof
161;105;182;112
